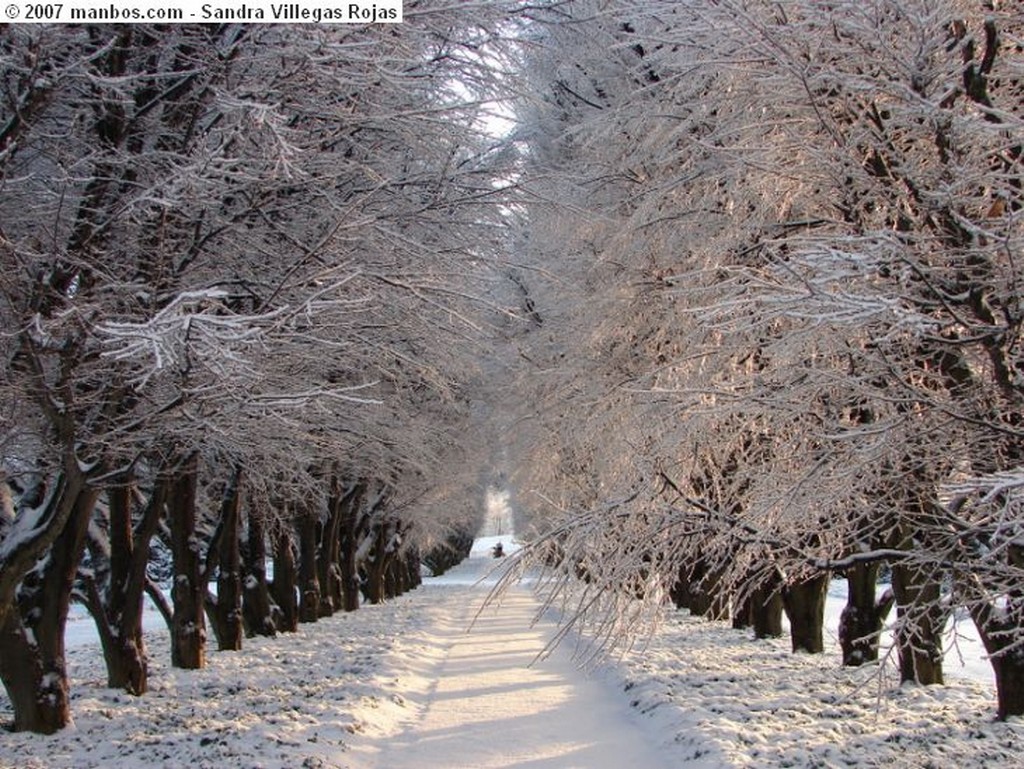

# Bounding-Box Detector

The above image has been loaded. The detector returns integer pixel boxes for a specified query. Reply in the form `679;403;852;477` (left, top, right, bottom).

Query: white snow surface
2;536;1022;768
371;550;672;769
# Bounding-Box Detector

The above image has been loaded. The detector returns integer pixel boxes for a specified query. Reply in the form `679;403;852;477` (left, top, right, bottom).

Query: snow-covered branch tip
252;383;384;408
95;289;286;386
947;468;1024;506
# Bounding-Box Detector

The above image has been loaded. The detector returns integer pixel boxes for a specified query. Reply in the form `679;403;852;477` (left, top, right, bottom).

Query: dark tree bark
361;534;383;605
732;566;782;634
0;485;98;733
402;545;423;594
732;590;753;630
316;477;350;617
384;552;400;599
242;511;277;638
211;468;244;651
669;561;696;611
338;482;369;612
382;524;417;599
0;469;87;634
970;586;1024;720
751;589;785;639
271;524;298;633
838;561;894;667
100;480;148;692
750;570;785;639
685;559;729;621
168;455;206;669
0;611;48;732
297;511;321;623
409;549;423;592
891;562;945;685
362;518;395;605
83;476;167;694
782;572;829;654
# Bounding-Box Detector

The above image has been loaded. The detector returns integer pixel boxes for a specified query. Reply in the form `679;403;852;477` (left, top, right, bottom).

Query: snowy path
369;553;674;769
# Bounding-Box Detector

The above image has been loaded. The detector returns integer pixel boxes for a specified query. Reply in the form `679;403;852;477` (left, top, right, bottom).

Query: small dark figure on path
492;542;504;558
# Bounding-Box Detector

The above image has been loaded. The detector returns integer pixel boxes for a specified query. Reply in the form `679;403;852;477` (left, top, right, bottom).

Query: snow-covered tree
0;8;522;733
506;0;1024;719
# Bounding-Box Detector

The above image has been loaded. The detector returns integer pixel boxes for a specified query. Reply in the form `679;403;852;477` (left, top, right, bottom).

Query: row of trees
0;10;522;734
504;0;1024;719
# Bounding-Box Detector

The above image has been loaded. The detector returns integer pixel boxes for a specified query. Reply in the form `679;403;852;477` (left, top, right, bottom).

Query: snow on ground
1;597;419;769
367;549;675;769
2;538;1022;768
617;611;1023;768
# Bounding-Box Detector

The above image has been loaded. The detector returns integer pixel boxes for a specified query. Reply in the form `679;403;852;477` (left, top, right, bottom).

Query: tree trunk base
783;573;828;654
103;635;148;695
0;612;71;734
838;564;894;667
751;586;784;639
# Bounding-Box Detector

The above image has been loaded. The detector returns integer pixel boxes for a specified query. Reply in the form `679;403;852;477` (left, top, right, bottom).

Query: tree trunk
213;468;243;651
338;482;367;613
242;511;277;638
103;481;146;693
0;468;87;635
751;570;785;639
297;512;321;623
385;550;401;599
382;524;414;599
970;595;1024;720
687;559;729;621
0;611;53;733
0;485;97;733
168;455;206;670
317;479;347;617
838;561;894;667
403;546;422;594
90;476;167;694
732;590;753;630
669;562;695;611
782;572;829;654
891;562;945;685
362;521;391;605
385;544;413;597
271;525;298;633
